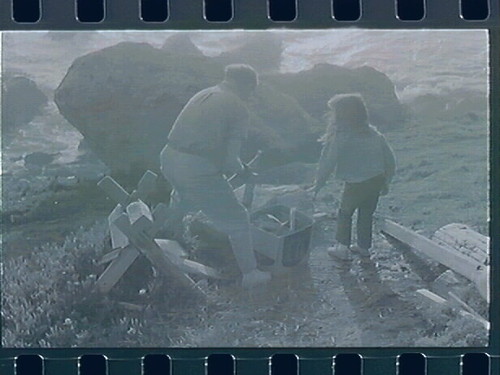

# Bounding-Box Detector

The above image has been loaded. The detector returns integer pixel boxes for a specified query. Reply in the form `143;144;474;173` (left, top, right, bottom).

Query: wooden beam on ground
155;239;223;279
432;223;489;266
98;176;130;206
109;204;129;249
97;248;122;265
181;259;223;279
114;214;206;298
155;239;187;259
416;289;489;330
96;246;140;293
381;220;489;302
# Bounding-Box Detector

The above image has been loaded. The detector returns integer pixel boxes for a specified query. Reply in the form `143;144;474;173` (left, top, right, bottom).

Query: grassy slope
377;117;488;236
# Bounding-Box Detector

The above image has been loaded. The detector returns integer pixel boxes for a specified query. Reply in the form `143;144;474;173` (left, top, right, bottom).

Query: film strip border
0;0;499;29
0;352;497;375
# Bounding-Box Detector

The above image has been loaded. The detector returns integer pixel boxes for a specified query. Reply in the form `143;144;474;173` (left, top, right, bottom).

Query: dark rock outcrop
55;42;223;179
3;75;48;141
161;34;206;58
264;63;406;129
55;42;322;179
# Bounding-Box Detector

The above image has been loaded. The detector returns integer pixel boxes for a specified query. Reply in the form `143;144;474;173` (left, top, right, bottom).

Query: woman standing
312;94;396;262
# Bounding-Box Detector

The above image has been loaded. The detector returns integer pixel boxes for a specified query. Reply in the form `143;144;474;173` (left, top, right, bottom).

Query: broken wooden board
96;238;222;293
155;239;188;259
109;200;155;249
416;289;489;330
98;170;158;206
99;239;186;266
109;204;129;249
432;223;489;266
114;213;206;298
381;220;489;302
96;246;140;293
155;239;223;279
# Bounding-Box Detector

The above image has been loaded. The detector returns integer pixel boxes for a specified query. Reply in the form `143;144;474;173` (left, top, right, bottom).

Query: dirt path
156;213;435;348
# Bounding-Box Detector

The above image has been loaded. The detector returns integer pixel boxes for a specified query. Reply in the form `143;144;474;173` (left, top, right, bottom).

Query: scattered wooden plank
97;248;122;265
98;176;130;206
96;246;140;293
118;302;144;312
155;239;223;279
417;289;489;330
126;199;153;224
432;223;489;266
381;220;489;302
98;170;158;206
447;291;488;325
181;259;223;279
417;288;448;307
114;213;206;298
132;170;158;200
109;204;129;249
150;203;170;235
155;239;188;259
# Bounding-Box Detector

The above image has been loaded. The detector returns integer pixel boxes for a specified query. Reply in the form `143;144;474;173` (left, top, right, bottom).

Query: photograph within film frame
0;0;499;374
0;27;492;345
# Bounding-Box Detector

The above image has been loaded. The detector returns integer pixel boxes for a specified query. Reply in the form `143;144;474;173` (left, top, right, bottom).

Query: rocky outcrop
264;63;406;129
3;75;47;141
161;34;206;58
54;42;322;179
54;42;223;180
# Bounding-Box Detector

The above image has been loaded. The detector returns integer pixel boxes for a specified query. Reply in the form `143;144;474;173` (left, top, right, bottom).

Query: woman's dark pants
336;174;385;250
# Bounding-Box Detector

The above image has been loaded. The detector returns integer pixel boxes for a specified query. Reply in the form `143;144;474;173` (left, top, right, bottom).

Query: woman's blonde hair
321;93;369;143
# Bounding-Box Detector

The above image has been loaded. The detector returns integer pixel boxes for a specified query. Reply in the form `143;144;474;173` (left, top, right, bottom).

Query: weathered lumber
98;248;124;265
98;170;158;206
155;239;188;259
114;214;206;298
155;239;223;279
432;223;489;266
447;291;486;323
96;246;140;293
381;220;489;302
181;259;223;279
98;176;130;206
416;289;489;330
109;204;128;249
100;171;159;249
126;200;153;224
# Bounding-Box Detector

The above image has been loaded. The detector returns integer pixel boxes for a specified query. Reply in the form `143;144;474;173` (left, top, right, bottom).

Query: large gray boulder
161;34;206;58
54;41;322;180
3;75;47;142
55;42;223;180
264;63;406;129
